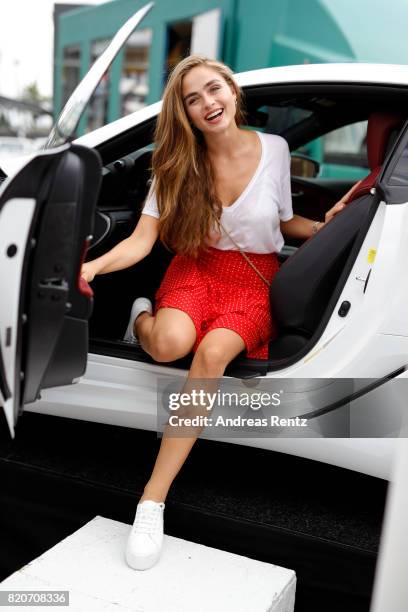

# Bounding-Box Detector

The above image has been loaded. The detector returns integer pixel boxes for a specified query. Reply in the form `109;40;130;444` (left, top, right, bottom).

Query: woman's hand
80;262;97;283
324;180;363;223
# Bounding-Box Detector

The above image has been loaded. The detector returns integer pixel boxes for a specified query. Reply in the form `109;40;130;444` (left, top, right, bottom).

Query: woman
81;55;358;571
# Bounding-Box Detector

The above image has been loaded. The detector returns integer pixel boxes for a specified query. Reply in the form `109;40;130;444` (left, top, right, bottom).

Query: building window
86;39;110;132
165;20;193;81
61;46;81;107
164;10;222;86
120;29;152;116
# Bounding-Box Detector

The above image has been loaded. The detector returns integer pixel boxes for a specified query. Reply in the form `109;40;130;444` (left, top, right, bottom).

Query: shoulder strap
219;221;271;287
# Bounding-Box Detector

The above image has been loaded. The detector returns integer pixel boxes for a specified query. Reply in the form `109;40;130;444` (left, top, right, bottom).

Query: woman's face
181;65;237;135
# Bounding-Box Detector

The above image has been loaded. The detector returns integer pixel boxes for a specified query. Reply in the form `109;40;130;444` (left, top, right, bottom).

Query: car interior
84;83;408;376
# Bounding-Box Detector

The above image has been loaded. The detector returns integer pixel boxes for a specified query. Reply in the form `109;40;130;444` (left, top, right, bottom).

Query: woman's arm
281;214;323;239
81;214;159;282
281;180;362;240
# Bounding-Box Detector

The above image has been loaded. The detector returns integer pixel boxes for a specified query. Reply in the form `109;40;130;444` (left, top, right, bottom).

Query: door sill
89;337;269;378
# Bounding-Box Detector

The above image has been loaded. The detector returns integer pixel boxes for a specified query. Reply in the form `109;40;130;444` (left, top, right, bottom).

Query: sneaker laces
123;335;139;345
133;503;164;535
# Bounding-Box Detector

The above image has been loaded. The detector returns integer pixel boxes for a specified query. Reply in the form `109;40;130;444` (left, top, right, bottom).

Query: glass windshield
45;2;153;149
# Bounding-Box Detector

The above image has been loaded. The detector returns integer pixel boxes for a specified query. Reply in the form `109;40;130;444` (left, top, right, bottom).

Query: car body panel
25;350;404;479
277;202;408;378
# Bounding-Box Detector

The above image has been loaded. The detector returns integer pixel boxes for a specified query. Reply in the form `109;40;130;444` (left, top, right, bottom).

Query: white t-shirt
141;131;293;254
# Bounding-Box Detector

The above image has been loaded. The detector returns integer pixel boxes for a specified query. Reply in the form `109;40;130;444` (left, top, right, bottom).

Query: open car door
0;144;101;437
0;3;154;437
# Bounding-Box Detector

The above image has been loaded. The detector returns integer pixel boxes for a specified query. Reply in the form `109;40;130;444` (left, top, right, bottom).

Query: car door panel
87;209;136;252
88;211;112;249
0;144;102;436
290;177;357;245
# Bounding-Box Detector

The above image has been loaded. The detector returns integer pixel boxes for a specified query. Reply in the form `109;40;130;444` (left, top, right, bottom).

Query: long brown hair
151;55;246;257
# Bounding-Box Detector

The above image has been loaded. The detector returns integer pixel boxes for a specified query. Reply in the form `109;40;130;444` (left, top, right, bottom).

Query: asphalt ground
0;410;387;611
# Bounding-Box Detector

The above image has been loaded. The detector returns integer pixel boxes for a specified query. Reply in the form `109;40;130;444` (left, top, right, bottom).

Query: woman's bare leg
135;307;197;362
140;328;246;502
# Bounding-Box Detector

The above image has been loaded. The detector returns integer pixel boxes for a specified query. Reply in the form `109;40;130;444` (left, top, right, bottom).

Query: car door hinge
39;278;68;289
37;278;69;301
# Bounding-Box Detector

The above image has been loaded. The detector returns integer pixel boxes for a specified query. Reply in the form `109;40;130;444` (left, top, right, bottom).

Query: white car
1;3;407;480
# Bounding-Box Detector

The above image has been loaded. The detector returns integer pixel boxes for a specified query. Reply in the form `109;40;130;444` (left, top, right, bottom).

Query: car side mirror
290;155;320;178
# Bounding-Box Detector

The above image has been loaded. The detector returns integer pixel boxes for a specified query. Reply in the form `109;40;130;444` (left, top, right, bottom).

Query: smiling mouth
205;109;224;122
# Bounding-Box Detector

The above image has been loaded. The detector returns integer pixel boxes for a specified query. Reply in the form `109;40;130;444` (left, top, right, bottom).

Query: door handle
355;269;372;293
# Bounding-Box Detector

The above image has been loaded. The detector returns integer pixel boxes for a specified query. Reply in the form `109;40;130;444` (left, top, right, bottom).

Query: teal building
54;0;408;138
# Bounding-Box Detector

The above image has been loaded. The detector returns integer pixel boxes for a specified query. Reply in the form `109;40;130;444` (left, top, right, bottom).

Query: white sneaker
123;297;153;344
125;500;165;570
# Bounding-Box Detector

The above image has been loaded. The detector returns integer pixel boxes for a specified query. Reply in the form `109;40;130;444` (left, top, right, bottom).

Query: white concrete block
1;516;296;611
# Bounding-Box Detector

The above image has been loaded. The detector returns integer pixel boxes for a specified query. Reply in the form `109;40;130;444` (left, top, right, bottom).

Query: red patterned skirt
154;247;279;360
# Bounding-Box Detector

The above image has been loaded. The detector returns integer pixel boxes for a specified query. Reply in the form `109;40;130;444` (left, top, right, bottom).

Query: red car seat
345;112;405;203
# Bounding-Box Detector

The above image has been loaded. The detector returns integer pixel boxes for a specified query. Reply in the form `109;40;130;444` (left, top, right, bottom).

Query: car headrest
367;112;405;170
347;113;406;203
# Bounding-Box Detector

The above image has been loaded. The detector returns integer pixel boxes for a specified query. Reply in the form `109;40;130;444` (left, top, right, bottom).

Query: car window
296;121;369;180
248;103;368;180
319;121;369;178
255;104;313;134
86;39;111;134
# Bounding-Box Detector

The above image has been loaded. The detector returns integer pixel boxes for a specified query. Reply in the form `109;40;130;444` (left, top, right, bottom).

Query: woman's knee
193;343;228;376
149;327;195;362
